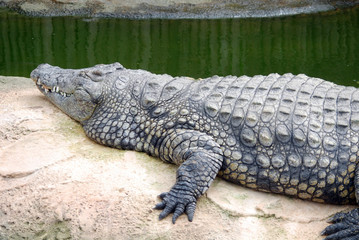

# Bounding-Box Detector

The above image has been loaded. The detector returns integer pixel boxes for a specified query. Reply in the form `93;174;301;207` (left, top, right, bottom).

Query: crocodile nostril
30;70;39;81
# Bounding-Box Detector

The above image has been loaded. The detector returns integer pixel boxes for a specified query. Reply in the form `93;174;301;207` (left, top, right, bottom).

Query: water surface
0;7;358;85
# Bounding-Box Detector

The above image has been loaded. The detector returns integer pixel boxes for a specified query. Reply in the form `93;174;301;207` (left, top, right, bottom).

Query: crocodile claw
154;187;197;224
321;208;359;240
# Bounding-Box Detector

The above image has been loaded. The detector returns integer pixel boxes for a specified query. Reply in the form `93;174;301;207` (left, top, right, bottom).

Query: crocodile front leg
321;166;359;240
154;129;223;223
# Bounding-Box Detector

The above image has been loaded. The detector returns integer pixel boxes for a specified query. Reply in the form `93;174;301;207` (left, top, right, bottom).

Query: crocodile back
189;73;359;204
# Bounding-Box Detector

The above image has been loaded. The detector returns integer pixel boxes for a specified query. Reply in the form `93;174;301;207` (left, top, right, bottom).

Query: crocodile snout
30;70;39;82
30;63;48;81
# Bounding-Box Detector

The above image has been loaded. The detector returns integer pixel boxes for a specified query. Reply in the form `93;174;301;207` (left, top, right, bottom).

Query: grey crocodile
31;63;359;239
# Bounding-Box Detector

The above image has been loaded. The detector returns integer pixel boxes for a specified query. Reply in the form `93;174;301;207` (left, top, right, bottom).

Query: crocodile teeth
51;86;60;92
39;83;68;96
59;91;70;97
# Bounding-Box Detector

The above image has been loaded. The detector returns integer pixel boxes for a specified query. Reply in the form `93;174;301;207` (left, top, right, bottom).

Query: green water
0;7;358;86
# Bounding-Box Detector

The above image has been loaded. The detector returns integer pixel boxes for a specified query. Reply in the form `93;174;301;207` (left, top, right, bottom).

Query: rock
20;2;48;13
0;133;73;178
0;75;354;239
2;0;358;18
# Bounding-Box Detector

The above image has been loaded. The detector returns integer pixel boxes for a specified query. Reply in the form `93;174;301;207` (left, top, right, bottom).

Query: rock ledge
1;0;359;18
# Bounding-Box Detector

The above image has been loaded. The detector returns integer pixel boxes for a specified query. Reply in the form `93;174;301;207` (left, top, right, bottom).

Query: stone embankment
1;0;359;18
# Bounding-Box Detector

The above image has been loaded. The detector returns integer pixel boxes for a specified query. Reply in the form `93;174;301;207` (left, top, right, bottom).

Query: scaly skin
31;63;359;239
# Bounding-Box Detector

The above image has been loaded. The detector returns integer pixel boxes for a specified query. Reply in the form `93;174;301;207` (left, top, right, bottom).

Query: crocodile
31;63;359;239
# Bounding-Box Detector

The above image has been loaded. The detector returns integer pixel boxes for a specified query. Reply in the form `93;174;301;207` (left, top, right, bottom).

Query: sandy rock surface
0;75;355;239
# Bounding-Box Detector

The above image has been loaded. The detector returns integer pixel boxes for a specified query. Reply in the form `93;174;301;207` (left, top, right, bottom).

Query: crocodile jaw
30;64;101;122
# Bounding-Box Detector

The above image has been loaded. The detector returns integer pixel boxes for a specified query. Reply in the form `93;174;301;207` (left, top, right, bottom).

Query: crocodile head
30;62;124;122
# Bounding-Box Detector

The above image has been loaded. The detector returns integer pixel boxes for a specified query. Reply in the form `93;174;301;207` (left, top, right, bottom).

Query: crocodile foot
322;208;359;240
154;184;197;224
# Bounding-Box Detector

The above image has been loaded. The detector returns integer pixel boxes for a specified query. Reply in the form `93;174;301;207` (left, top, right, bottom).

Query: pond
0;7;358;86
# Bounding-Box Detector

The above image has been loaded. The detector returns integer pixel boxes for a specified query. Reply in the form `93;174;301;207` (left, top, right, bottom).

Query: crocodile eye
92;70;103;76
